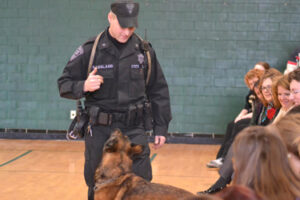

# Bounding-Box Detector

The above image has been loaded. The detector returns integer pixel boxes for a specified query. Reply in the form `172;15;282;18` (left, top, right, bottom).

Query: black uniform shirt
57;28;172;136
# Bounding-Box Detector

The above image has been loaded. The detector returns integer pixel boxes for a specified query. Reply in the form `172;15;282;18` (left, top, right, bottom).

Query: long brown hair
232;126;300;200
275;112;300;157
216;185;263;200
258;68;282;106
271;75;290;109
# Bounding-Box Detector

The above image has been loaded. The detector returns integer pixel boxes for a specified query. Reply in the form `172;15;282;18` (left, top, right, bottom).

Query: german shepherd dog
94;129;202;200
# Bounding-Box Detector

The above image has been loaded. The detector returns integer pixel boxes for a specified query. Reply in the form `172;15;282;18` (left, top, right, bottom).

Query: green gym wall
1;0;300;134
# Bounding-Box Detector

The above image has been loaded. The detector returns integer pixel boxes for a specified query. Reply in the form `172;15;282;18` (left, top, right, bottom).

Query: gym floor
0;139;219;200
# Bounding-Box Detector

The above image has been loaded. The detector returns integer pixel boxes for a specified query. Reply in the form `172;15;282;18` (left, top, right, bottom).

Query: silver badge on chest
137;53;144;64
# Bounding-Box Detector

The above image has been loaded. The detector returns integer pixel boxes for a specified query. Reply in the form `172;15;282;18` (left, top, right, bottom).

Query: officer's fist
84;68;104;92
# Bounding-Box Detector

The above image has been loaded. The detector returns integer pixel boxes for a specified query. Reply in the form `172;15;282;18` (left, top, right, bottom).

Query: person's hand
153;135;166;149
234;116;241;123
84;68;104;92
240;115;251;120
234;115;243;123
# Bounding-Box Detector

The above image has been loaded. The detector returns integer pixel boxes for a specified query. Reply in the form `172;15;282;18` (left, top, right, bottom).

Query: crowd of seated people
207;64;267;168
199;66;282;194
197;58;300;199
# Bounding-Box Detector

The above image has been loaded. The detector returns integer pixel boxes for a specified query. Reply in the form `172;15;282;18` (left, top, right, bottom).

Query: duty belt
88;104;144;127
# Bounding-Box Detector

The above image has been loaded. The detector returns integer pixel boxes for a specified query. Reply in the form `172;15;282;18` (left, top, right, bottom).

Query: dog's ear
129;143;143;156
104;138;118;152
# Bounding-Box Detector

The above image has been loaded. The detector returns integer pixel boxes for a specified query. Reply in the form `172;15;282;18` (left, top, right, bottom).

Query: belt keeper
108;114;112;125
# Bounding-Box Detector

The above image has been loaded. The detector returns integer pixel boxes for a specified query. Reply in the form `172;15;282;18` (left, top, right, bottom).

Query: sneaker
206;158;223;168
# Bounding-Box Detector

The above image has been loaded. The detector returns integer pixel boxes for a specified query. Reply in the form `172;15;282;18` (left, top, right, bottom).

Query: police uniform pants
84;122;152;200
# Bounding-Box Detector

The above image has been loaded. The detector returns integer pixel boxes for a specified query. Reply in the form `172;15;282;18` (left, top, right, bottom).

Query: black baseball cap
111;0;139;28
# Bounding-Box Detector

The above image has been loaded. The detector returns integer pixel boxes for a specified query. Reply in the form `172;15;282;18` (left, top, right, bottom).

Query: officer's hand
153;136;166;149
84;68;104;92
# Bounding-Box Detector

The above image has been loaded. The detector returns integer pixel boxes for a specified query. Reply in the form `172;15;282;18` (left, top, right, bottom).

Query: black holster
73;111;89;137
126;103;146;127
126;105;137;126
67;100;89;139
143;100;153;131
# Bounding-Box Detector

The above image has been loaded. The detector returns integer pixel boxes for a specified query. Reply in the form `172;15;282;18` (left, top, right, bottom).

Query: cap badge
126;3;135;14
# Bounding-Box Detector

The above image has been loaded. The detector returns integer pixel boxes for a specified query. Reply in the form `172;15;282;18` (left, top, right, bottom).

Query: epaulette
68;36;97;63
83;36;97;46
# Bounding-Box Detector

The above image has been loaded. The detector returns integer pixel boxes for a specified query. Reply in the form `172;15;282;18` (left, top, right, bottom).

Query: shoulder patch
70;46;84;62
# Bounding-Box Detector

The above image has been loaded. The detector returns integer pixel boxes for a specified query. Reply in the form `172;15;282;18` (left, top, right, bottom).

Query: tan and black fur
94;129;202;200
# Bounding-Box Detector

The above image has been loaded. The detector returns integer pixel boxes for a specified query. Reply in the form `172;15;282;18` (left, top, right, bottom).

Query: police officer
57;0;172;199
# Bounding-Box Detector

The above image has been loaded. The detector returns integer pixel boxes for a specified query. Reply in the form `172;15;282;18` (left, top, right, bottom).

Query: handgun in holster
67;100;89;140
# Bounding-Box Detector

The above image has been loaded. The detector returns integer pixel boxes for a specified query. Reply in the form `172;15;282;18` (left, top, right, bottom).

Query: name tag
131;64;140;69
93;64;114;69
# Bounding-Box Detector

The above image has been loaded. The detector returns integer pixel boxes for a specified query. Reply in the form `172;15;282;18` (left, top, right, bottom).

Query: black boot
88;186;94;200
197;177;228;195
